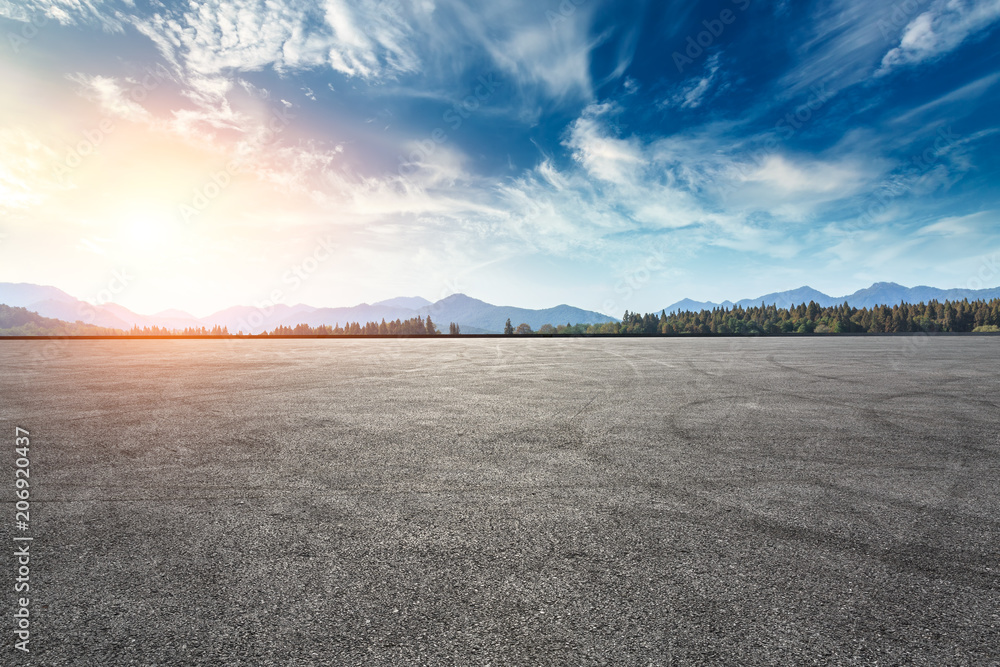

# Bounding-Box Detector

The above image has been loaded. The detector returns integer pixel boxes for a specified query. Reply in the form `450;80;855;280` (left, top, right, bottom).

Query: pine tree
504;318;514;335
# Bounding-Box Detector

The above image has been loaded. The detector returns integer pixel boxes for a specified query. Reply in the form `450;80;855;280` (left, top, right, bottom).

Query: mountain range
0;283;616;334
2;281;998;334
658;282;1000;314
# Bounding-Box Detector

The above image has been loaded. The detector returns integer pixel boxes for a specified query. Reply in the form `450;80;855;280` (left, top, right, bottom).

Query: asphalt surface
1;337;998;666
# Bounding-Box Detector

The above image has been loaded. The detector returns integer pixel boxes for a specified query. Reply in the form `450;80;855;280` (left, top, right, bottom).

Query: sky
1;0;1000;318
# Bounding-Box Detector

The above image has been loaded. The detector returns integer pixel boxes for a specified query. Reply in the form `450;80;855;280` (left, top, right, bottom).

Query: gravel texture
1;337;998;666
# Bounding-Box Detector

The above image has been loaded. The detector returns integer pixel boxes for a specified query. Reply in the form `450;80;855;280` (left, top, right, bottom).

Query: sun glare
121;210;170;250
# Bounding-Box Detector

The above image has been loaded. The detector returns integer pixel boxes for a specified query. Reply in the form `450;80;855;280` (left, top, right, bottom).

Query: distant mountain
8;280;997;335
201;304;318;333
0;283;617;334
99;303;201;331
0;282;157;329
0;304;125;335
661;298;735;314
0;282;78;308
415;294;617;333
14;297;135;330
269;295;617;334
735;286;837;309
840;282;1000;308
661;282;1000;314
270;304;421;332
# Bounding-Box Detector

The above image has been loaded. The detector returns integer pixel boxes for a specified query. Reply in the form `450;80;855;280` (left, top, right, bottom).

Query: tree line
4;300;1000;337
598;298;1000;335
0;304;124;336
263;316;445;336
126;325;231;335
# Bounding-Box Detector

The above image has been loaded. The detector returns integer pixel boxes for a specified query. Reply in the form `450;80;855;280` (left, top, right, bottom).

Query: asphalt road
1;337;998;666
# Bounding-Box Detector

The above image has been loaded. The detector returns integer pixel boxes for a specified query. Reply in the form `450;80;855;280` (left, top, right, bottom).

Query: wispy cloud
662;52;723;110
0;0;126;32
890;71;1000;124
2;0;1000;312
66;73;152;122
0;128;62;211
878;0;1000;75
917;210;996;236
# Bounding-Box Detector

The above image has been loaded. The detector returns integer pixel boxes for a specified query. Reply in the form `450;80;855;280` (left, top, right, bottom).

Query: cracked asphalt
1;337;998;665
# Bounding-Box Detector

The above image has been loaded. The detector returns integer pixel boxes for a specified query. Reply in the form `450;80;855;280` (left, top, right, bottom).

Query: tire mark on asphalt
567;394;600;422
13;482;657;503
740;514;998;591
764;353;852;382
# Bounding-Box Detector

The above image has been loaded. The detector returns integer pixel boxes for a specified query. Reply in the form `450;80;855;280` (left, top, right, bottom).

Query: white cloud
878;0;1000;74
565;106;644;185
320;0;422;77
777;0;890;99
737;154;867;196
111;0;425;84
663;53;722;110
66;73;151;122
0;0;125;32
681;76;712;109
396;142;469;189
447;0;599;103
0;128;62;211
917;211;995;236
7;0;996;305
890;71;1000;124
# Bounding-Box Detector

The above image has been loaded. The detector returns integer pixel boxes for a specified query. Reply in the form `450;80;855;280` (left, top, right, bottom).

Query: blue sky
1;0;999;316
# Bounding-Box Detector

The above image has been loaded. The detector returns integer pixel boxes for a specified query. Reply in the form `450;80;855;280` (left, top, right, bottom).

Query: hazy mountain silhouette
0;283;77;307
5;281;999;335
415;294;615;333
0;283;615;334
660;282;1000;313
734;286;835;309
662;298;736;314
262;295;616;334
0;283;136;329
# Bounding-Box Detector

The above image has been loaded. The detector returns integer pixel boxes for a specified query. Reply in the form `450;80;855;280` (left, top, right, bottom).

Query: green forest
0;304;127;336
609;298;1000;335
264;316;441;336
247;299;1000;335
3;300;1000;336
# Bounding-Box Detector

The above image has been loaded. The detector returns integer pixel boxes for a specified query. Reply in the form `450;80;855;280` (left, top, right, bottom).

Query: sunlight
121;209;170;250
